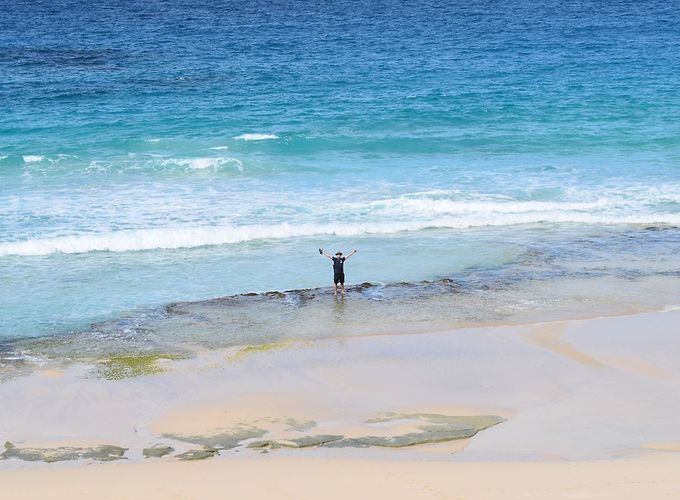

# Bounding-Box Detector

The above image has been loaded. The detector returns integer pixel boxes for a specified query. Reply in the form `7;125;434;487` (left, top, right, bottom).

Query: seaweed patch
225;342;314;362
95;354;187;380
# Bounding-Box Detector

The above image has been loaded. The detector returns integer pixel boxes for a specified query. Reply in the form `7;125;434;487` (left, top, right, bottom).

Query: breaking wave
169;157;243;171
23;155;45;163
2;212;679;257
85;156;244;173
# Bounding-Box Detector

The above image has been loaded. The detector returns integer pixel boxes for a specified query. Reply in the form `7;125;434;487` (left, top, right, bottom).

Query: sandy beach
2;310;680;498
4;454;680;500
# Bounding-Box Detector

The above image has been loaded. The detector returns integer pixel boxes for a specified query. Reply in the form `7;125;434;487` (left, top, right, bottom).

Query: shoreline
4;269;680;381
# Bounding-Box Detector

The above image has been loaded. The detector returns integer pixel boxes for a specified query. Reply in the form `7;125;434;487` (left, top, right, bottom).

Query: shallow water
3;224;680;376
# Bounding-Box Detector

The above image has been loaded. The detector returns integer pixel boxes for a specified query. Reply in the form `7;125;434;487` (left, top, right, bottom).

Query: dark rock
142;445;174;459
2;442;127;463
162;425;267;450
320;439;370;448
248;435;343;450
353;425;479;448
175;448;217;461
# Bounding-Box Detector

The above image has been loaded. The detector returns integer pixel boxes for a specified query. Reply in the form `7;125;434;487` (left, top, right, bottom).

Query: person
319;249;357;296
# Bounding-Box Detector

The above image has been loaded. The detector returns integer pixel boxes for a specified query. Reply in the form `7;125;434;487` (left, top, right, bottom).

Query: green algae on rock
319;438;371;448
224;343;288;362
365;413;505;428
247;414;505;451
354;413;506;448
2;442;127;463
248;435;343;450
352;425;477;448
225;342;315;362
95;354;187;380
174;448;217;461
142;445;174;459
162;425;267;450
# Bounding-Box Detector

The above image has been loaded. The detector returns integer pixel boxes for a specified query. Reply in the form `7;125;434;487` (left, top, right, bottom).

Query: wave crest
23;155;45;163
2;214;679;257
234;133;279;141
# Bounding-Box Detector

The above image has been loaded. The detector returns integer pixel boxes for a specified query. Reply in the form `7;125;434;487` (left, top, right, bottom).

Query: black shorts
334;273;345;284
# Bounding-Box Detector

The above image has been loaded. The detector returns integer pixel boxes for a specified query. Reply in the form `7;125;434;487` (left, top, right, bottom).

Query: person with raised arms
319;248;357;296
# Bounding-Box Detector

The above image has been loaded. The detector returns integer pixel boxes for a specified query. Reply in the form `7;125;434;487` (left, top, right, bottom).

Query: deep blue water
1;0;680;340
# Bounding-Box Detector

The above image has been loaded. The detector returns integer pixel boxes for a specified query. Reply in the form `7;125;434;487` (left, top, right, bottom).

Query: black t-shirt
332;257;346;273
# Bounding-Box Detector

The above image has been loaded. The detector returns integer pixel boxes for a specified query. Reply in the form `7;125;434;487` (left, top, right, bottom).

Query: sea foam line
1;214;679;257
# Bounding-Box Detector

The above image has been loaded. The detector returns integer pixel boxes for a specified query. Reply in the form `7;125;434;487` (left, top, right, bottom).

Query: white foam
82;156;246;174
144;138;162;142
0;155;7;161
210;146;229;150
23;155;44;163
367;197;610;215
2;213;680;257
166;157;243;172
234;134;279;141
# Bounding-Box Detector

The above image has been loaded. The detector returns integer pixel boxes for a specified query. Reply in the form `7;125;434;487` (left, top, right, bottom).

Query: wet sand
2;310;680;498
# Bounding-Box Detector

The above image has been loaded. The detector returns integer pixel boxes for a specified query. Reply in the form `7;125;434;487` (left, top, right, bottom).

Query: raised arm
320;249;333;259
345;249;358;259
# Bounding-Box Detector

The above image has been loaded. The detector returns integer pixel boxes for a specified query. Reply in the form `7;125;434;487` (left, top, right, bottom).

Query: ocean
2;0;680;369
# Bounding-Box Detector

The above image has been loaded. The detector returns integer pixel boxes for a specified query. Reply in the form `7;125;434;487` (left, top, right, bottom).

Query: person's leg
341;275;345;295
334;282;338;295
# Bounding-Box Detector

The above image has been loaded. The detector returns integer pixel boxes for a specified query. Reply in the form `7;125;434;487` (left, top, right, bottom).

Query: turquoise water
2;0;680;343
